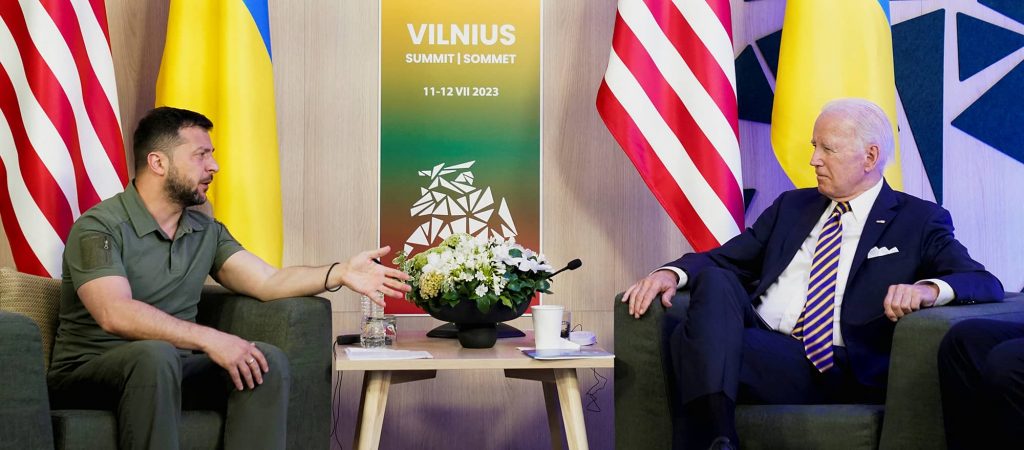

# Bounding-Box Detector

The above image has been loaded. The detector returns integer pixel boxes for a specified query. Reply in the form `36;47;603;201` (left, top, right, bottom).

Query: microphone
547;258;582;279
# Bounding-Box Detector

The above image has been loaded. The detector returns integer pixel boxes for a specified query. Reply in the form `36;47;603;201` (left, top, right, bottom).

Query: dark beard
165;165;205;207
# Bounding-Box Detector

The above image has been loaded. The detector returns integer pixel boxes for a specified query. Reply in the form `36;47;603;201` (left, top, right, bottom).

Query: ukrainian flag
156;0;283;266
771;0;902;190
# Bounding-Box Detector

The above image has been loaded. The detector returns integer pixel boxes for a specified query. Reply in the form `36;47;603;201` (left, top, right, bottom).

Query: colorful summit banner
380;0;542;314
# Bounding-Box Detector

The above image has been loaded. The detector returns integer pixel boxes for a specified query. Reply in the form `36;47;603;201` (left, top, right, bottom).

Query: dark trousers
938;318;1024;449
670;267;882;449
48;340;291;450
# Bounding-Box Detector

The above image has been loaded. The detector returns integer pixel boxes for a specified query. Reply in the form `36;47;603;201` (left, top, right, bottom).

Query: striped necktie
793;201;851;372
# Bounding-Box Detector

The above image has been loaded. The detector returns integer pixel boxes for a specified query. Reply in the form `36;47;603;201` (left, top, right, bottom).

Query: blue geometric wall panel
735;45;774;124
957;13;1024;81
979;0;1024;26
756;30;783;78
893;9;946;203
952;62;1024;165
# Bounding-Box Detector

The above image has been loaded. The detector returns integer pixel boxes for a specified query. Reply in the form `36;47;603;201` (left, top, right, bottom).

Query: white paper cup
532;305;565;349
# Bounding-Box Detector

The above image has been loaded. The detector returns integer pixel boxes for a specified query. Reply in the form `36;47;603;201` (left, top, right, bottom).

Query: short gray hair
820;98;895;168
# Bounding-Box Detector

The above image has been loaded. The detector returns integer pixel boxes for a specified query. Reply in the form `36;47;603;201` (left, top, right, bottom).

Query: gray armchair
0;268;332;449
614;289;1024;449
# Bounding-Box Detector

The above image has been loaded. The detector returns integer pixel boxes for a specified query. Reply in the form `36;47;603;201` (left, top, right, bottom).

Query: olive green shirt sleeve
64;215;126;290
211;220;245;275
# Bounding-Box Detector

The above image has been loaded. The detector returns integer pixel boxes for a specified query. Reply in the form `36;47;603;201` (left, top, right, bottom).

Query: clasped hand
206;332;268;391
883;283;939;322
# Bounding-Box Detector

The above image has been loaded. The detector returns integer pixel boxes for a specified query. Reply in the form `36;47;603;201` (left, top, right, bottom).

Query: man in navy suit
622;98;1003;449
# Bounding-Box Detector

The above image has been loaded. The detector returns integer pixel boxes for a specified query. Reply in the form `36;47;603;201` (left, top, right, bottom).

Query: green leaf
475;296;492;313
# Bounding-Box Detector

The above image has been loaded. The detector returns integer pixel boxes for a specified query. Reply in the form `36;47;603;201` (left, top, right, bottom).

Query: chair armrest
195;287;331;356
614;289;691;450
0;311;55;449
880;293;1024;450
196;287;332;450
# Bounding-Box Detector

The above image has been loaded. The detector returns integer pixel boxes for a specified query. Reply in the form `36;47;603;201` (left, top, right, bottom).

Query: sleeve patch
80;233;113;270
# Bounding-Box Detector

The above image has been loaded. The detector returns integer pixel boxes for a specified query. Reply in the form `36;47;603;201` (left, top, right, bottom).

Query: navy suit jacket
667;181;1003;388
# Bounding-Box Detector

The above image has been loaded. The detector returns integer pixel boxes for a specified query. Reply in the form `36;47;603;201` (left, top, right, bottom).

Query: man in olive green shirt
47;107;411;450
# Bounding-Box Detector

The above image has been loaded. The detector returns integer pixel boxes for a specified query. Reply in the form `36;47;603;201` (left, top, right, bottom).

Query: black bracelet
324;262;342;292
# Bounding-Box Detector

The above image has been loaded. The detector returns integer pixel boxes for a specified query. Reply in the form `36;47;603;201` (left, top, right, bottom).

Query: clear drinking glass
382;315;397;346
360;295;386;348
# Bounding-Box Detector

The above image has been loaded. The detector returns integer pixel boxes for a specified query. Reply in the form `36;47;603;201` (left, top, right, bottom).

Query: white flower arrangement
394;233;553;313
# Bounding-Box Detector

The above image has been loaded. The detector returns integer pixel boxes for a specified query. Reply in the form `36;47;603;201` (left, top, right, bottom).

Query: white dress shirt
660;179;953;346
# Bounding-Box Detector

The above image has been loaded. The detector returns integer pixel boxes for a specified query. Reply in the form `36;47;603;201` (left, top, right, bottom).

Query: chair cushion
0;312;55;449
737;404;884;450
51;409;224;450
0;268;61;370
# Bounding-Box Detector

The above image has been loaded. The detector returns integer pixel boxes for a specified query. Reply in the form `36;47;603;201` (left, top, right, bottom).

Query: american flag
0;0;127;277
597;0;743;252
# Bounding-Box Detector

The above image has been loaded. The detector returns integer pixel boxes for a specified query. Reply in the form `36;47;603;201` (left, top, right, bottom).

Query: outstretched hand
338;246;412;305
620;270;679;319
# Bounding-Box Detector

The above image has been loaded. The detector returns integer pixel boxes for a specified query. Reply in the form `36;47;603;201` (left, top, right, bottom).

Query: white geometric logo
403;161;518;254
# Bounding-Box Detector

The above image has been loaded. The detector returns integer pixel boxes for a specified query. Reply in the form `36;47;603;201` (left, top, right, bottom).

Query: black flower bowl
424;298;531;348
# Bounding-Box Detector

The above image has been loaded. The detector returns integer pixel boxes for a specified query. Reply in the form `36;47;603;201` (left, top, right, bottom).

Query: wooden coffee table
336;330;614;450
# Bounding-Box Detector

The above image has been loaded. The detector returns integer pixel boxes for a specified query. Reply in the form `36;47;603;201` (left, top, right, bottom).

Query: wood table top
335;330;614;371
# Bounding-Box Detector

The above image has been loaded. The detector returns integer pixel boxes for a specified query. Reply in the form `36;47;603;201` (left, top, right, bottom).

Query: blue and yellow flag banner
155;0;282;266
771;0;902;190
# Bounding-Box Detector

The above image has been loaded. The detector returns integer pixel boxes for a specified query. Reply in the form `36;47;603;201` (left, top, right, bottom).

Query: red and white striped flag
0;0;127;277
597;0;743;252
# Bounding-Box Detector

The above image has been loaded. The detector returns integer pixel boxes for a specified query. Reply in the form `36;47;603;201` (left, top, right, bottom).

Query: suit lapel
754;194;830;298
846;181;899;288
783;195;831;260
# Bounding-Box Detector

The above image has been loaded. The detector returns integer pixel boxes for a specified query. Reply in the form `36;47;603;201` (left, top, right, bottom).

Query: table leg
505;369;565;448
543;380;565;450
354;370;392;450
554;368;589;450
505;369;588;450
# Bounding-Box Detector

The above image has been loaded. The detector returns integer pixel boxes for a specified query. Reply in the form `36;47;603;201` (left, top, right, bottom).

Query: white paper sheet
344;348;434;360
